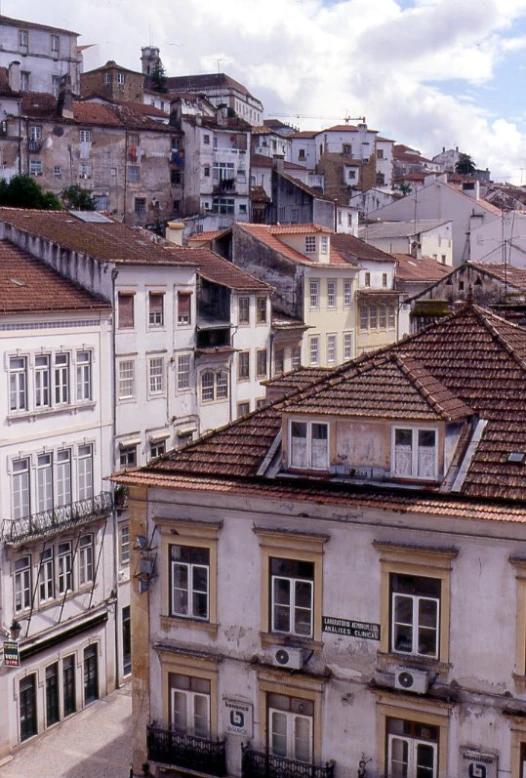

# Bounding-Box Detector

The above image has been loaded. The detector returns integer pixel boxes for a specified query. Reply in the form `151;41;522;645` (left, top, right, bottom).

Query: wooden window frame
377;701;449;778
157;648;219;736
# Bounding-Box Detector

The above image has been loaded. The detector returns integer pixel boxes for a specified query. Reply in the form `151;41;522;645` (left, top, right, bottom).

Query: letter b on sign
469;764;487;778
230;710;245;728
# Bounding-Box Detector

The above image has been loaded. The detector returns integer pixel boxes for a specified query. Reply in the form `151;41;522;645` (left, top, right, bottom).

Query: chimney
216;105;228;127
461;180;480;201
410;240;422;260
442;146;445;152
56;74;74;119
272;157;285;175
165;221;185;246
8;61;21;93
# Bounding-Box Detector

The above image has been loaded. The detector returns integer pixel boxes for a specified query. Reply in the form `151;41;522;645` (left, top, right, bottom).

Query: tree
0;175;61;209
455;153;476;175
61;185;97;211
150;61;168;93
399;182;412;195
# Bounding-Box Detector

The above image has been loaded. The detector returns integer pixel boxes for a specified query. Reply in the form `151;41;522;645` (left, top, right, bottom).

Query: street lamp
10;619;21;640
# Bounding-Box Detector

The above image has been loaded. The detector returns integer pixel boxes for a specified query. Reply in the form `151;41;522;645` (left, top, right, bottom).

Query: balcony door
19;674;37;741
268;694;313;763
84;645;99;704
170;674;210;738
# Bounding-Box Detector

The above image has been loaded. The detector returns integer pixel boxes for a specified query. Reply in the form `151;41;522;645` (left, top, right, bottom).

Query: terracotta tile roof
21;92;58;118
165;73;259;102
263;366;333;390
331;233;396;264
0;209;194;266
319;124;378;134
441;182;502;216
251;153;307;171
122;305;526;504
280;173;331;202
393;254;451;283
83;61;143;77
289;130;318;139
271;311;308;330
0;240;110;313
237;224;349;267
23;98;173;132
470;263;526;291
280;352;473;421
250;186;271;204
251;126;273;135
73;102;121;126
114;470;526;524
187;231;229;243
164;246;271;291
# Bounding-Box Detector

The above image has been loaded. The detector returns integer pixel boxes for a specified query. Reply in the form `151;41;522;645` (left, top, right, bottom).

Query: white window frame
327;334;337;364
289;420;329;470
50;34;60;53
305;236;316;254
14;555;32;612
171;688;210;737
13;458;30;520
54;353;70;405
292;347;301;369
119;524;130;566
118;359;135;400
76;351;92;402
344;281;352;308
78;444;94;501
170;547;210;621
37;453;53;513
57;541;73;594
271;568;314;638
238;352;250;381
79;534;94;586
387;733;438;778
391;587;440;659
148;292;164;327
39;548;54;603
35;354;51;408
56;449;72;507
344;332;353;360
269;707;313;763
320;236;329;255
9;356;27;411
391;426;438;481
149;357;164;395
327;281;336;309
309;280;319;309
177;354;191;391
309;336;319;366
79;129;91;143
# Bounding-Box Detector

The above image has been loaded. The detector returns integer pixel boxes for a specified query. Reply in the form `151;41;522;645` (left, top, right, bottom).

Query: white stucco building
359;220;454;267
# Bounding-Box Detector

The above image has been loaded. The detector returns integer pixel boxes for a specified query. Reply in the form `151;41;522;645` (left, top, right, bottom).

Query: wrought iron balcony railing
2;492;113;543
147;724;227;777
242;744;335;778
213;178;236;193
27;138;43;152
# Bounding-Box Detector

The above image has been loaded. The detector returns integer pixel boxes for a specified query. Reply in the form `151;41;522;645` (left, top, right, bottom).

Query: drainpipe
123;129;128;223
111;267;121;688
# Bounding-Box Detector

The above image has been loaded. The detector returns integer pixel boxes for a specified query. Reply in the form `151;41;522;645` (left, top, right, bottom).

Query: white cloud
9;0;526;181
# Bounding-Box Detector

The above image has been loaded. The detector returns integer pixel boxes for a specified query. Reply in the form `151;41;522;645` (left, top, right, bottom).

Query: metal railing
242;745;335;778
213;178;237;193
2;492;113;543
27;138;43;152
147;724;227;777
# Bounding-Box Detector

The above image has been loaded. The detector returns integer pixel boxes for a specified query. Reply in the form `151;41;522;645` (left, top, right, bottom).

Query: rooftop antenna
216;58;224;74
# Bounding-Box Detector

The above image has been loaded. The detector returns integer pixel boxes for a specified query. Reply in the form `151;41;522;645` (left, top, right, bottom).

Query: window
63;656;76;717
369;305;378;329
268;693;313;763
76;351;91;401
201;371;228;402
256;296;267;324
170;674;210;737
149;357;164;394
441;255;447;264
15;555;32;612
270;558;314;637
344;332;353;361
150;440;166;459
120;445;137;469
217;371;228;399
37;453;53;512
292;347;301;369
379;305;387;329
171;169;181;185
21;72;30;91
257;349;267;378
203;134;210;145
13;458;30;520
54;353;69;404
238;351;250;381
134;198;147;214
177;354;191;390
129;166;140;184
391;574;440;658
212;197;235;215
117;72;125;85
118;293;134;329
348;170;356;180
57;541;72;594
35;356;50;410
305;236;316;254
177;291;192;325
19;675;37;742
29;159;42;175
120;524;130;566
118;360;135;399
376;173;386;186
273;348;284;376
327;281;336;309
204;166;210;177
30;125;42;141
238;402;250;417
56;450;71;507
393;428;437;480
104;73;111;84
10;356;27;411
290;421;328;470
364;271;371;287
170;545;210;620
239;296;250;325
79;534;94;585
149;292;164;326
309;281;319;309
79;129;91;143
298;149;306;160
321;236;329;254
50;34;60;53
309;336;319;366
387;718;438;778
344;281;352;308
327;334;337;364
39;548;54;602
382;272;388;288
388;305;396;329
45;663;59;728
377;148;384;159
342;144;351;155
19;29;28;47
79;162;91;179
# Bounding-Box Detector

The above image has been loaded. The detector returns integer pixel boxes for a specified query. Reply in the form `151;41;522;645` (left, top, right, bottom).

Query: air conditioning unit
394;668;429;694
272;646;303;670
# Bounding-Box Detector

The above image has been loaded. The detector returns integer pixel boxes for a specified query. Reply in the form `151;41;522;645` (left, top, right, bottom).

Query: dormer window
305;236;316;254
321;236;328;254
392;427;437;480
289;421;328;470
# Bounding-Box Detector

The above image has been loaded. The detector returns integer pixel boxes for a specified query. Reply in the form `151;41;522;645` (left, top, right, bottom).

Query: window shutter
178;292;191;324
119;294;134;328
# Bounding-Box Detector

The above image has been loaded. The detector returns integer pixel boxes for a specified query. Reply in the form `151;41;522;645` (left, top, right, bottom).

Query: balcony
171;151;185;167
242;745;335;778
213;178;236;194
147;724;227;777
27;138;43;152
2;492;113;544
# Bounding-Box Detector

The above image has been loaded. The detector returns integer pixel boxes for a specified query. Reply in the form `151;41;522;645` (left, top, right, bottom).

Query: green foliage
61;185;97;211
0;175;61;210
399;182;412;195
455;153;476;175
150;61;168;93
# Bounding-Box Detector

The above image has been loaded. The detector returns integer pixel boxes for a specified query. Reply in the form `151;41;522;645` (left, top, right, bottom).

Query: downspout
123;129;128;223
111;267;121;688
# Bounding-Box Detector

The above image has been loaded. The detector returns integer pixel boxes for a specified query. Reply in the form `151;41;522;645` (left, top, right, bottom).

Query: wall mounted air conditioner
394;667;429;694
272;646;303;670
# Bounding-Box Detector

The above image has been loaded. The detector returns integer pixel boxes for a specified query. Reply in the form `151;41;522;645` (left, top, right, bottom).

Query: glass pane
193;694;210;737
273;578;291;605
295;607;312;636
394;595;413;624
418;627;437;656
172;691;187;732
294;715;312;762
173;563;188;589
193;592;208;619
419;598;438;628
270;711;288;757
193;565;208;594
416;744;436;778
389;737;409;778
274;605;291;632
295;580;312;609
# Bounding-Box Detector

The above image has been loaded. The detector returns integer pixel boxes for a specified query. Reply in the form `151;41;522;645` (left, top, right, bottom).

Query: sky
9;0;526;182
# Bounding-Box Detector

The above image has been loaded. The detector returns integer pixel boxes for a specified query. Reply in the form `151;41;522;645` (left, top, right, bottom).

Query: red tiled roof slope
393;254;451;283
165;246;271;291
